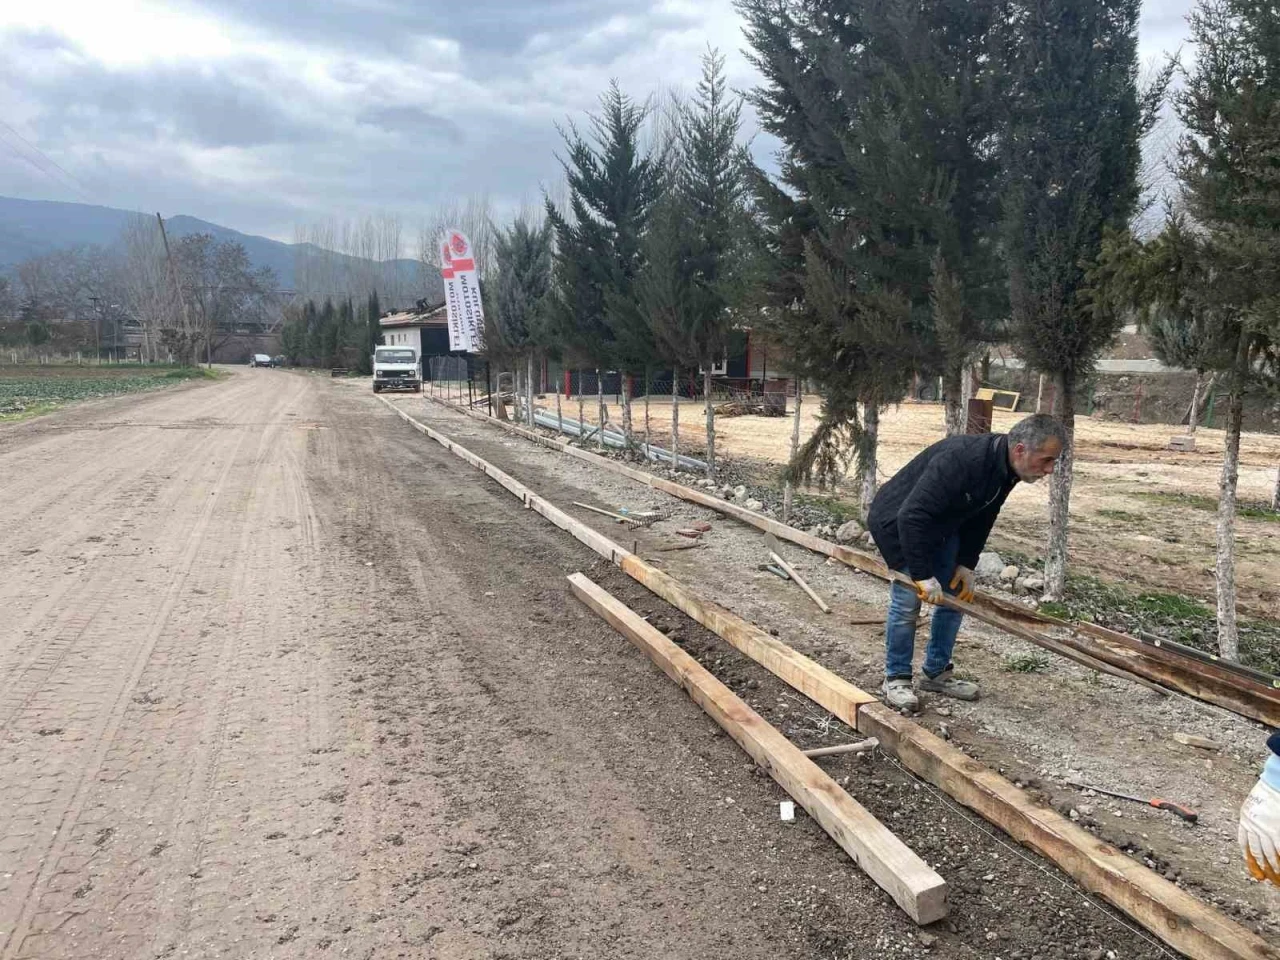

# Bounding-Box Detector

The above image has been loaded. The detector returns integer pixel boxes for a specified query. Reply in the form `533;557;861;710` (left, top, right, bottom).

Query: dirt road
1;369;1271;959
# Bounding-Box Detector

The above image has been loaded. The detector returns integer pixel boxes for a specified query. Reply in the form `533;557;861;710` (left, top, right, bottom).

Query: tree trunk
671;366;680;469
643;368;652;462
1272;464;1280;513
703;367;715;480
943;365;965;436
595;369;606;451
1216;389;1244;660
783;378;802;523
555;382;563;436
526;353;535;427
621;377;634;455
1036;373;1046;413
1043;375;1076;601
577;376;585;443
859;404;879;524
1187;371;1204;436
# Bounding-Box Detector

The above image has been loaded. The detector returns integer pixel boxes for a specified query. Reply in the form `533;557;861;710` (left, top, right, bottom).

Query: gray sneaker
918;668;980;701
882;678;919;712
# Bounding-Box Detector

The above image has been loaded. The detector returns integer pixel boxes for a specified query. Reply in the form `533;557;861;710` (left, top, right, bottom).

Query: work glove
1239;769;1280;886
949;566;976;603
914;577;945;604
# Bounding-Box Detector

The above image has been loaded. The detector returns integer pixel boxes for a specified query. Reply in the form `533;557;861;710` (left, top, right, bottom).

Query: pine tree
354;290;380;375
636;49;751;478
1002;0;1166;600
546;81;664;447
319;299;338;367
1175;0;1280;657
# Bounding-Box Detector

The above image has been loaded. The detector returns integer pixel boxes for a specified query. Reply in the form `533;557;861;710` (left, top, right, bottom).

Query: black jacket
868;433;1019;581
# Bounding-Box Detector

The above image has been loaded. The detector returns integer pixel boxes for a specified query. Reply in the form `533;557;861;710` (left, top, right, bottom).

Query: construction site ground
0;368;1274;960
549;393;1280;622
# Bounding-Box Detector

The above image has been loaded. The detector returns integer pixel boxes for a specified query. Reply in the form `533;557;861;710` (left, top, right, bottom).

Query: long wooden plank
386;397;1275;960
568;572;948;924
858;702;1277;960
618;554;878;723
426;394;1280;724
769;550;832;614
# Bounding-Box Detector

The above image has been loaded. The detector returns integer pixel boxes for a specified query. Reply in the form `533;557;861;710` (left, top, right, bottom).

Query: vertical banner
440;230;486;353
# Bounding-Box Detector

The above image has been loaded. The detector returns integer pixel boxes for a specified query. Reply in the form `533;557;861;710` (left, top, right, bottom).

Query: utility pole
156;214;196;367
89;296;101;364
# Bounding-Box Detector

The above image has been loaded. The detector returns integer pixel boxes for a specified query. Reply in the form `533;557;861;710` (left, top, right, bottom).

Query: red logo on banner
450;233;468;257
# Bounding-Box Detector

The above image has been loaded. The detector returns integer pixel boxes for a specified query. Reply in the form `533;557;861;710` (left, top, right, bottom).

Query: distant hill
0;196;437;303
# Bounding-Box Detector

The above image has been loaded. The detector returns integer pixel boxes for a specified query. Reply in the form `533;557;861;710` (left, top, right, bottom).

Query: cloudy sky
1;0;1195;247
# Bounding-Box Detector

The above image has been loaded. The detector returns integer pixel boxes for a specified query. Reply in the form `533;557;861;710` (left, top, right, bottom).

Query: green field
0;366;219;420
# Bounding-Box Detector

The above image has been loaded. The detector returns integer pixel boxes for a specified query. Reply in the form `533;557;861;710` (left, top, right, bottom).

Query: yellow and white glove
949;566;976;603
914;577;945;604
1240;772;1280;886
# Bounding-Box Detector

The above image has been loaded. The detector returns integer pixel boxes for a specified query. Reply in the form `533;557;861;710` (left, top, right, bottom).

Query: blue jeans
884;534;964;680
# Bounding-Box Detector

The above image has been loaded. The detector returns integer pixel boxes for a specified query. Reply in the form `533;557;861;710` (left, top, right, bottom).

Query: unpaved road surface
1;369;1272;959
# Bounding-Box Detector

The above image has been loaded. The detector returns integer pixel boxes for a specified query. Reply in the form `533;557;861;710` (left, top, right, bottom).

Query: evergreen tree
1002;0;1166;599
319;298;338;367
303;299;322;366
739;0;1007;510
546;81;665;446
1175;0;1280;657
355;290;380;375
636;49;751;478
491;216;554;426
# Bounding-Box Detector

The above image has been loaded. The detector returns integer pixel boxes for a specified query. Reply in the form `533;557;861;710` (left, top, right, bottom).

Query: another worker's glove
949;566;976;603
1239;759;1280;886
914;577;945;604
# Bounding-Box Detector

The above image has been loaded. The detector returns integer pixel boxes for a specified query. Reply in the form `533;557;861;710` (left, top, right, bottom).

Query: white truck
372;346;421;393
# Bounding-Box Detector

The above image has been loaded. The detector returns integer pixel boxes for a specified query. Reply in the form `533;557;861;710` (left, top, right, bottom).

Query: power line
0;118;92;200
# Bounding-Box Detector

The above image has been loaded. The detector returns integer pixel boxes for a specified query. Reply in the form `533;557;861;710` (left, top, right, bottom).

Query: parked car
250;353;273;368
272;355;286;368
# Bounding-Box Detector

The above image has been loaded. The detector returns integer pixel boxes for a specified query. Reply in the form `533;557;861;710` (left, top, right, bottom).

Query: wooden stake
769;551;832;614
802;738;879;759
568;573;947;925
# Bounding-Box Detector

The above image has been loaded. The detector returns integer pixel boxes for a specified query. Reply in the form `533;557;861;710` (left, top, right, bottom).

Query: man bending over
868;413;1066;711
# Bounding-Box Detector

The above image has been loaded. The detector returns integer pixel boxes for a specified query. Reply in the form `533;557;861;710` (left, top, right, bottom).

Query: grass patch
791;492;864;525
1132;490;1280;523
1096;508;1144;522
1002;652;1052;673
0;365;217;419
1048;573;1280;675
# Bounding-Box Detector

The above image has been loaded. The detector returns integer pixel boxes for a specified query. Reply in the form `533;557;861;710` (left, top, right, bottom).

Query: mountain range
0;196;434;300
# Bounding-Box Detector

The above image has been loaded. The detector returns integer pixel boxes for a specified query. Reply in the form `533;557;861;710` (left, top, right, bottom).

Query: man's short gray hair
1007;413;1067;451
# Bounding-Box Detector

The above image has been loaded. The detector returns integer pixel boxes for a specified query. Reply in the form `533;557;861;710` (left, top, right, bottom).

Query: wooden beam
857;702;1277;960
568;573;948;925
618;554;878;726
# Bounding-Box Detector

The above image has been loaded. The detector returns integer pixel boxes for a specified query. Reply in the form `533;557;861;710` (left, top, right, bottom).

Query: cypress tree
1002;0;1166;599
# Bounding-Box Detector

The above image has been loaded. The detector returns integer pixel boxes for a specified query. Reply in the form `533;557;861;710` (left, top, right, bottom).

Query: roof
380;305;447;328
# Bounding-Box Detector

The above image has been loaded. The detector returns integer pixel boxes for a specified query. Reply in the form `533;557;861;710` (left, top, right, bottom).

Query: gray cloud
0;0;1200;243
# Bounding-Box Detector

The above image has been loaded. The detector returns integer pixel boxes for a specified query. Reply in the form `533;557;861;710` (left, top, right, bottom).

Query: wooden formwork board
569;573;948;925
383;396;1277;960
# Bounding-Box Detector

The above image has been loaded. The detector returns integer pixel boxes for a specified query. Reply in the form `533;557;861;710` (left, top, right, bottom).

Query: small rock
919;932;937;948
835;519;862;544
1013;577;1029;595
1078;804;1093;816
999;564;1020;583
860;530;875;546
744;499;764;512
1023;575;1045;592
733;485;747;501
1069;808;1080;820
974;551;1005;580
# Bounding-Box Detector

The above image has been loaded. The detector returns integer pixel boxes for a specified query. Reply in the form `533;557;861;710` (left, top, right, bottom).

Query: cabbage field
0;366;216;418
